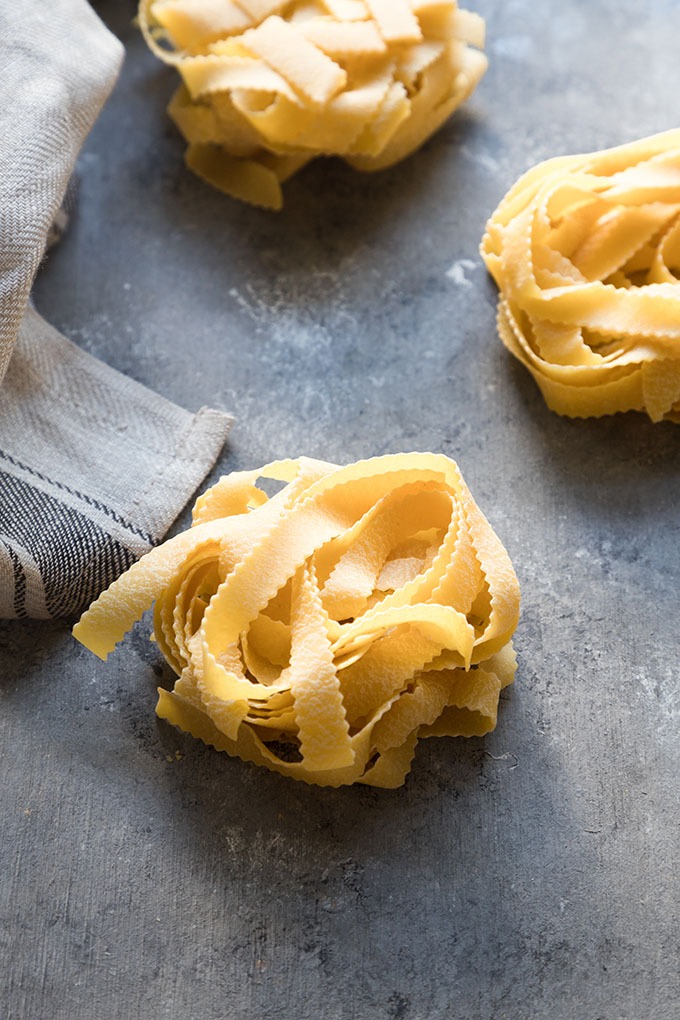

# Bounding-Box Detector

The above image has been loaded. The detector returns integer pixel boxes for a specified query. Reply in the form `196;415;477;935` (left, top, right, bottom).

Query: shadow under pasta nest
147;686;520;863
495;345;680;499
148;108;489;298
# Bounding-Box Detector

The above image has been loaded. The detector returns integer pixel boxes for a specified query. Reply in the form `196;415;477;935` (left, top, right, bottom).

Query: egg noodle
74;454;520;788
482;130;680;423
139;0;487;208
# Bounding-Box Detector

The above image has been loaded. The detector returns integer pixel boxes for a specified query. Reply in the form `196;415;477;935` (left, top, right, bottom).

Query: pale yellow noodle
481;131;680;423
74;454;520;788
139;0;486;208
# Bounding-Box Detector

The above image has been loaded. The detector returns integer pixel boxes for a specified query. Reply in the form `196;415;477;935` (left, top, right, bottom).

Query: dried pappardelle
481;130;680;423
74;454;520;788
139;0;487;208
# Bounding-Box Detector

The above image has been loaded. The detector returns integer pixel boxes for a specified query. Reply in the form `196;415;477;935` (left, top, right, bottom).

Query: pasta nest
74;454;520;788
139;0;487;208
481;130;680;423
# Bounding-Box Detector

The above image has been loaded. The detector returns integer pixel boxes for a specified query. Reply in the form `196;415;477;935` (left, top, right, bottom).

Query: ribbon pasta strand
138;0;487;209
74;454;520;788
481;130;680;423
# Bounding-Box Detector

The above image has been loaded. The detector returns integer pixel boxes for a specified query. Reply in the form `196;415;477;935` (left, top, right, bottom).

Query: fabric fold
0;0;233;618
0;0;123;381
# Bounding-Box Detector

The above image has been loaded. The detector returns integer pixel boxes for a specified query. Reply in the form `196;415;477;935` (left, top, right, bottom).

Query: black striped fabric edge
0;447;155;546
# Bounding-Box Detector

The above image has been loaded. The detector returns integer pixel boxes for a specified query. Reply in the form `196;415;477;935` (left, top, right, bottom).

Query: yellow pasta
73;454;520;788
139;0;486;208
481;130;680;423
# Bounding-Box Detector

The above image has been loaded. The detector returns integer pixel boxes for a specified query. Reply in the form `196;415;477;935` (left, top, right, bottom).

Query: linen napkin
0;0;232;619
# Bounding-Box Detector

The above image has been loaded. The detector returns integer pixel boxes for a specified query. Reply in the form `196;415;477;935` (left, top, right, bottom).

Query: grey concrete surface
2;1;680;1017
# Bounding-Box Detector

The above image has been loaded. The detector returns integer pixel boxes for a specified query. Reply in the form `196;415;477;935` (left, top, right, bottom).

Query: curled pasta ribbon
139;0;486;209
481;130;680;423
74;454;520;788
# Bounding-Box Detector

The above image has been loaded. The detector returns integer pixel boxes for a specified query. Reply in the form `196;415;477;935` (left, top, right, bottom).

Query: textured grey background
2;1;679;1017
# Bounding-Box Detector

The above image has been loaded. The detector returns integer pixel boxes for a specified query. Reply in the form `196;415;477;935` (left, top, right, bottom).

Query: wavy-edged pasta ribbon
74;454;520;788
481;131;680;423
139;0;487;208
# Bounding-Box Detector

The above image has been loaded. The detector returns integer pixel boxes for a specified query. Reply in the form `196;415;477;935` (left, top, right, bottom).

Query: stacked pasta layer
74;454;520;788
140;0;487;208
482;131;680;423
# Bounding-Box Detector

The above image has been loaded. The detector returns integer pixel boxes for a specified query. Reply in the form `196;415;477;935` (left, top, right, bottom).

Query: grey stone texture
2;1;679;1017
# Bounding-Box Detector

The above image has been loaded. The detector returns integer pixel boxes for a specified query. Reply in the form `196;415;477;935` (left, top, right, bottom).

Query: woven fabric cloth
0;0;232;619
